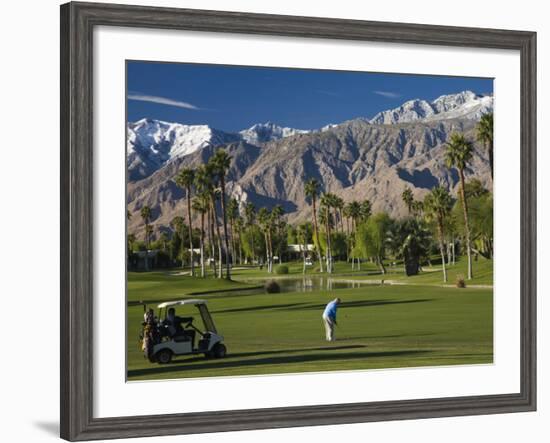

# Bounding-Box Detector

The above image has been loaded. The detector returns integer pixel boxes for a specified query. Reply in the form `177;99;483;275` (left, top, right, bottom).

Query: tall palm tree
445;132;475;280
175;167;196;276
211;149;232;279
234;216;245;265
297;223;312;274
360;199;372;222
258;207;272;272
424;187;452;282
170;216;185;265
320;193;335;273
476;112;494;180
140;205;151;271
305;178;323;272
346;201;362;270
271;204;284;264
402;187;414;214
192;196;208;277
159;232;169;252
333;196;345;233
227;198;239;266
244;202;256;265
195;164;222;278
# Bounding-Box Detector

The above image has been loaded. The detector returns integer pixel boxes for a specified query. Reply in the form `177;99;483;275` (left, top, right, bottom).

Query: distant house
287;244;315;252
287;244;315;261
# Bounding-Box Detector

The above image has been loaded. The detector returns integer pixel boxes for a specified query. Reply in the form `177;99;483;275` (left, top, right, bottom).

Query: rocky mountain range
127;91;493;237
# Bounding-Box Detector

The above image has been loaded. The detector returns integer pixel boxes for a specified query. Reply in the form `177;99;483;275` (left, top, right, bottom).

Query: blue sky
127;61;493;132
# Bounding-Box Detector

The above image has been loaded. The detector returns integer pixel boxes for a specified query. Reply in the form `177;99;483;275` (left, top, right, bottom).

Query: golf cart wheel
212;343;227;359
155;349;173;364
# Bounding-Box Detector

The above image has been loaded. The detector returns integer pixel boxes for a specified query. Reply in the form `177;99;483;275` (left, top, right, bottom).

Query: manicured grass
354;256;494;286
127;268;493;381
127;271;256;303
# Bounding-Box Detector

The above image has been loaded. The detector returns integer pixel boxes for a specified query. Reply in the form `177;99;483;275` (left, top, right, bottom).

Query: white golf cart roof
157;299;207;309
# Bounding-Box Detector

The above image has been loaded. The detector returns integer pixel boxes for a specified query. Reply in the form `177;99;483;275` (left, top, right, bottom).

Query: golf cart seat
173;333;192;343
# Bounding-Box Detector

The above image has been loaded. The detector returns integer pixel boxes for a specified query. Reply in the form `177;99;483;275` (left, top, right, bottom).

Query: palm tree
271;204;285;264
195;164;222;278
411;200;424;219
227;198;239;266
234;216;245;265
346;201;362;270
170;216;185;266
333;196;345;233
140;206;152;271
360;199;372;222
192;196;208;277
211;149;232;279
305;178;323;272
297;223;312;274
244;202;256;265
175;167;196;276
402;187;414;214
476;112;494;180
159;232;169;252
424;187;452;282
320;193;335;273
258;207;273;272
445;132;475;280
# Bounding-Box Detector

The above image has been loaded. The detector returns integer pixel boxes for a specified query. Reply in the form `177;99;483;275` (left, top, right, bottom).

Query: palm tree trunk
377;256;386;274
312;198;323;273
186;189;195;277
263;231;269;272
267;228;273;272
437;222;448;283
219;177;231;279
250;227;255;266
302;237;307;274
238;227;243;265
459;169;474;279
229;218;236;266
325;209;333;274
200;212;206;277
207;206;214;267
144;225;149;271
213;202;223;279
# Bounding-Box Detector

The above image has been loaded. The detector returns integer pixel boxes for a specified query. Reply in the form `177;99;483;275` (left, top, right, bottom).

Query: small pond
240;276;376;294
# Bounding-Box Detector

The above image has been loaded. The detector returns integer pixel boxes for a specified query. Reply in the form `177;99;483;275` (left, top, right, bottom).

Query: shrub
456;274;466;288
264;280;281;293
275;264;289;275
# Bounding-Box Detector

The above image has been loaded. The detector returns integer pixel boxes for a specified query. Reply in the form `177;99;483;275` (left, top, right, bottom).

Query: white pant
323;315;335;341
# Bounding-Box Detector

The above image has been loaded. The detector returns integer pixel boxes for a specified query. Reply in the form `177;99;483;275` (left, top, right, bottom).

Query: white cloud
373;90;402;99
128;93;199;110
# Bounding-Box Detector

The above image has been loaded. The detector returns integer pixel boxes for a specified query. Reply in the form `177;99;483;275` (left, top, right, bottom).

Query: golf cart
140;299;226;364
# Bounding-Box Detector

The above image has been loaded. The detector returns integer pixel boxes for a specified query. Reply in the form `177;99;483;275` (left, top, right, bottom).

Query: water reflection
243;277;370;293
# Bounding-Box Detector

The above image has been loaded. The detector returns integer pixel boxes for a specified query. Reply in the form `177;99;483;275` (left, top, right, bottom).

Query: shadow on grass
210;298;432;315
127;349;432;379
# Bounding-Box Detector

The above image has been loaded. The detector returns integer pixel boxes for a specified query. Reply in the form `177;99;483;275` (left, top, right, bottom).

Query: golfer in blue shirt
322;298;341;341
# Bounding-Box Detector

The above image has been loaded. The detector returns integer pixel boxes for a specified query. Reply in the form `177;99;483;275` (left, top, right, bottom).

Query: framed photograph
60;1;536;440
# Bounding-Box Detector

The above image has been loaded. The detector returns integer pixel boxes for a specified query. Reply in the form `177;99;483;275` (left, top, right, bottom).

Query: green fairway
127;260;493;381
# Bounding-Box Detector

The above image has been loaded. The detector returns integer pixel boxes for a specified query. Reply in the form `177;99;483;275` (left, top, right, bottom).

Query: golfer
322;298;341;341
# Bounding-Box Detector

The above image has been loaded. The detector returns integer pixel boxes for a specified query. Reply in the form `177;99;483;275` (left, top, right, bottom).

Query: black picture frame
60;2;537;441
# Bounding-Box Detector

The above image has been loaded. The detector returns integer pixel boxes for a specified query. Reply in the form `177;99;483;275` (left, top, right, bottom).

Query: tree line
128;113;493;283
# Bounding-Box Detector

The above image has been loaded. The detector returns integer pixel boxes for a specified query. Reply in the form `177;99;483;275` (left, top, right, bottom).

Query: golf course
127;257;493;381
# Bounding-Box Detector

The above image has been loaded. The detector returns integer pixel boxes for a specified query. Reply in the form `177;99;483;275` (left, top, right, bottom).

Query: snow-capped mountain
239;122;310;145
127;91;493;182
127;119;240;180
128;119;309;180
369;91;493;125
